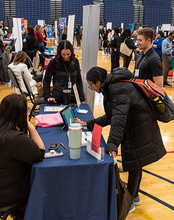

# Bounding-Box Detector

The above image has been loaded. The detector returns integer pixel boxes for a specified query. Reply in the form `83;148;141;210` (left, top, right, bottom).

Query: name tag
134;69;139;77
68;81;72;89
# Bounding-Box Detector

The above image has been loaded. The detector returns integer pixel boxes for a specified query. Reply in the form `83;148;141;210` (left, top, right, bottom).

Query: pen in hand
60;142;67;150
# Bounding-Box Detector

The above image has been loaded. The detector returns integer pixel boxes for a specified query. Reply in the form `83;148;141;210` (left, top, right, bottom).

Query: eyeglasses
88;83;93;90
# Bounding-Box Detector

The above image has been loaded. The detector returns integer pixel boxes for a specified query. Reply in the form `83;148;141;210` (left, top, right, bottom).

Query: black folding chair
21;71;46;121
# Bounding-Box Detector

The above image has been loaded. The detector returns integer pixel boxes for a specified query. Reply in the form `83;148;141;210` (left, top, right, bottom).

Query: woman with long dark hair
0;39;5;56
22;26;38;61
120;28;137;68
0;93;45;210
43;40;85;103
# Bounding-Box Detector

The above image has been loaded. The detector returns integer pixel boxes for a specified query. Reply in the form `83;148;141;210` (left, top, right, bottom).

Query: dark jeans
127;168;142;198
122;53;132;68
111;50;120;72
76;35;81;46
38;43;45;55
162;54;172;83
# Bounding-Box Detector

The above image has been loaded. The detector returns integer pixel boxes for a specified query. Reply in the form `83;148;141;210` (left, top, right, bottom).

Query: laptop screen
61;106;75;128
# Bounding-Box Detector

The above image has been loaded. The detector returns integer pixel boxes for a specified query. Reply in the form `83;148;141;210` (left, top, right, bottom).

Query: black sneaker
164;82;172;86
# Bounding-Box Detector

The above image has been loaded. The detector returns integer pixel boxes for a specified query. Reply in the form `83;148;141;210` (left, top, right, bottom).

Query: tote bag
120;38;132;56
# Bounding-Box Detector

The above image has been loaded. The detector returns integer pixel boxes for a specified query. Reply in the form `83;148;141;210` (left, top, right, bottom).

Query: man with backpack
135;28;163;88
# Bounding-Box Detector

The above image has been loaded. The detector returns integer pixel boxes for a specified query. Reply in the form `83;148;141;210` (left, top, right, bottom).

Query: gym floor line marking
123;180;174;212
134;209;155;220
117;160;174;185
117;151;174;156
139;189;174;211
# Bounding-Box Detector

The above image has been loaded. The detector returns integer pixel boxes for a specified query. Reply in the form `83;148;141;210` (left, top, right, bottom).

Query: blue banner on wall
59;18;66;43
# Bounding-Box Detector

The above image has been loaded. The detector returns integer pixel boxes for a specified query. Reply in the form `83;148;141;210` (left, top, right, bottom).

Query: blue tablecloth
24;104;117;220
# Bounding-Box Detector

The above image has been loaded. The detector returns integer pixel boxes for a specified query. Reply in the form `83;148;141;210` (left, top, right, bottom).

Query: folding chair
7;67;22;93
21;71;47;121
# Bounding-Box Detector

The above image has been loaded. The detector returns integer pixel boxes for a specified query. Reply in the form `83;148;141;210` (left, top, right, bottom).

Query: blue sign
47;25;52;38
129;24;134;33
59;18;66;43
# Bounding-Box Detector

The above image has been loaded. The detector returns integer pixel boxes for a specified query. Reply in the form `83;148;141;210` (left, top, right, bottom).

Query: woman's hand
47;98;57;103
72;118;87;127
108;151;117;158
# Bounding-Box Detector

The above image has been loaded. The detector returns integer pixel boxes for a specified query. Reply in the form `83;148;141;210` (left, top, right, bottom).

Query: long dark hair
0;39;5;52
27;26;37;47
86;67;108;84
55;40;75;67
121;28;131;37
0;94;28;145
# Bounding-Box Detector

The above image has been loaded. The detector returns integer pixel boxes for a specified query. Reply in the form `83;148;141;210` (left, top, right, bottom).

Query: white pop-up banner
67;15;75;44
107;22;112;30
13;18;22;52
81;4;100;112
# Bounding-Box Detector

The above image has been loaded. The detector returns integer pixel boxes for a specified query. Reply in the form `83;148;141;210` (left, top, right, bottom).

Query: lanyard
63;63;71;82
135;54;147;70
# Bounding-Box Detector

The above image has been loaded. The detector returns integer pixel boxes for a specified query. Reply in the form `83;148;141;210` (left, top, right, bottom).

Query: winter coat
87;67;166;171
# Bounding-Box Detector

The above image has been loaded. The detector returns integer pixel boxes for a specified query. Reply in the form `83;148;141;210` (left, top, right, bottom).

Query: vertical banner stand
55;21;58;43
81;5;100;112
67;15;75;45
13;18;22;52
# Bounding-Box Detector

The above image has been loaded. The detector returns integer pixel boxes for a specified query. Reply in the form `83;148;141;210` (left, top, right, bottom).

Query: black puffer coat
87;67;166;171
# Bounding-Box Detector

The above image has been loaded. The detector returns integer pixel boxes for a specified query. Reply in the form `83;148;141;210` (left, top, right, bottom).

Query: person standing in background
135;28;163;88
162;32;174;86
98;25;103;50
34;24;45;55
153;30;165;62
109;27;120;71
75;24;80;47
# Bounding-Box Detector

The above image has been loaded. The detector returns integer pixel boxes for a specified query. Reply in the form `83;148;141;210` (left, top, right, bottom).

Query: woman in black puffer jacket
120;28;137;68
73;66;166;211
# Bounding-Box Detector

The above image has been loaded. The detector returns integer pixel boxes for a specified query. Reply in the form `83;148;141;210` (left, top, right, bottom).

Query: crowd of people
0;21;173;219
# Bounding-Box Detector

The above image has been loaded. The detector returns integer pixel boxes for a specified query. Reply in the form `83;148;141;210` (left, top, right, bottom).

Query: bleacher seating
0;0;4;21
15;0;50;28
143;0;172;29
104;0;134;28
62;0;94;26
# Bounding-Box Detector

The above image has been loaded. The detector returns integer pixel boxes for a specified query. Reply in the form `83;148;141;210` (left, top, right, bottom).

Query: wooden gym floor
1;48;174;220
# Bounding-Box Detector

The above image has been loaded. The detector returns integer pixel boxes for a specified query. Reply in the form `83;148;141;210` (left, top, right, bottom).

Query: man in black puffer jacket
74;66;166;212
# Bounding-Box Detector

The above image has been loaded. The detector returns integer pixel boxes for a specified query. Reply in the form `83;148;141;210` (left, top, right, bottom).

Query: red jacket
34;31;44;43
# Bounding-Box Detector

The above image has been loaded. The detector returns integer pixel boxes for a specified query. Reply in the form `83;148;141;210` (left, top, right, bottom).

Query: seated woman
8;51;41;95
0;93;45;210
43;40;85;104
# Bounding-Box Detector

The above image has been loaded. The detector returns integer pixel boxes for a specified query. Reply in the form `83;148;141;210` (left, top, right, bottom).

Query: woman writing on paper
43;40;85;104
0;94;45;211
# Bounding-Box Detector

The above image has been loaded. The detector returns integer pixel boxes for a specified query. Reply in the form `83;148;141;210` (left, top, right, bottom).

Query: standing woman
0;94;45;211
43;40;85;103
34;24;45;55
120;28;137;68
153;30;165;62
23;26;38;62
62;26;67;40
